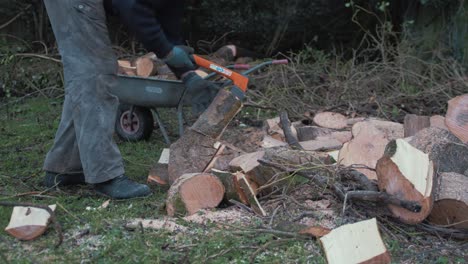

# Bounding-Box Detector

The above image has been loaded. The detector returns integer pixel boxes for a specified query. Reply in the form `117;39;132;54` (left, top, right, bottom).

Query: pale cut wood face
320;218;390;264
5;205;56;241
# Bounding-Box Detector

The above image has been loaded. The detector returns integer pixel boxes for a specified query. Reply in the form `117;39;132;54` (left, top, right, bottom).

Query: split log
168;129;221;184
355;119;404;141
261;135;288;148
296;126;335;142
430;115;448;130
166;173;225;217
134;57;157;77
5;205;56;240
404;114;430;137
320;218;391;264
446;94;468;143
338;121;389;180
148;148;170;186
191;89;243;140
117;60;136;76
264;117;286;141
237;172;267;216
299;138;342;151
409;127;468;175
376;139;434;224
313;112;347;129
211;169;248;204
427;172;468;229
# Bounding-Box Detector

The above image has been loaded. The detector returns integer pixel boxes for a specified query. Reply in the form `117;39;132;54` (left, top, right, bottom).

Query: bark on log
409;127;468;175
404;114;430;137
166;173;225;217
211;169;249;204
446;94;468;143
191;89;243;140
427;172;468;229
237;172;267;216
376;139;434;224
279;111;302;149
168;129;220;184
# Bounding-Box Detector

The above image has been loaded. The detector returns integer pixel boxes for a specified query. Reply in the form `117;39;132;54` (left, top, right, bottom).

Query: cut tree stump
409;127;468;175
404;114;430;137
134;57;157;77
376;139;434;224
313;112;347;129
5;205;56;240
320;218;391;264
427;172;468;229
445;94;468;143
338;122;389;180
148;148;170;186
166;173;225;217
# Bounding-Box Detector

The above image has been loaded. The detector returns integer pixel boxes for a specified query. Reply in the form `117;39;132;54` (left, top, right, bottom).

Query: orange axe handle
192;55;249;92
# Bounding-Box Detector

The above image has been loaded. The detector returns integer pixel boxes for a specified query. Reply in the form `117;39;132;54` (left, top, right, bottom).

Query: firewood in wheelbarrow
338;121;389;180
376;139;435;224
445;94;468;143
427;172;468;229
409;127;468;175
134;57;157;77
403;114;430;137
166;173;225;217
313;112;347;129
320;218;391;264
5;205;56;240
117;60;136;76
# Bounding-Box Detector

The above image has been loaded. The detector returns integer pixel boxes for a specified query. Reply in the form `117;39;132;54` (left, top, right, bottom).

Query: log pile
117;45;257;79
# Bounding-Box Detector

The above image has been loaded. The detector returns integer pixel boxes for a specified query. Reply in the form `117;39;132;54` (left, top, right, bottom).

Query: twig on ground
0;201;63;247
229;199;255;214
249;238;294;263
0;5;32;30
279;111;302;149
416;223;468;240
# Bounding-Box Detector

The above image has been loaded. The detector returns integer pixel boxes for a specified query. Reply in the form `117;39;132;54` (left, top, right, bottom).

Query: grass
0;97;324;263
1;97;467;263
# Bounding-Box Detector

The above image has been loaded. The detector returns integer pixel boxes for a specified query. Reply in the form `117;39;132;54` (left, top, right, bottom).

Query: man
43;0;218;199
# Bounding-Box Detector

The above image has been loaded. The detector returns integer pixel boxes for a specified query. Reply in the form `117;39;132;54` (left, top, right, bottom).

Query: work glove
182;72;220;115
163;45;196;78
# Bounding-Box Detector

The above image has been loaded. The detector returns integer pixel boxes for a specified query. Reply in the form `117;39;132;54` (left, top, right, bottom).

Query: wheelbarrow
110;56;288;144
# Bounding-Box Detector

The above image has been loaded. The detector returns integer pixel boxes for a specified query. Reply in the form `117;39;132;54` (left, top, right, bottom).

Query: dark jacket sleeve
111;0;181;58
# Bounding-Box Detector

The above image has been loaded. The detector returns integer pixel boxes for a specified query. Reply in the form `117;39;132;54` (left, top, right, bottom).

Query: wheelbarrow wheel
115;104;154;142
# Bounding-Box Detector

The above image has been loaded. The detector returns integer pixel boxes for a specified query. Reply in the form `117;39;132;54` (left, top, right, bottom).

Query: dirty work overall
43;0;124;184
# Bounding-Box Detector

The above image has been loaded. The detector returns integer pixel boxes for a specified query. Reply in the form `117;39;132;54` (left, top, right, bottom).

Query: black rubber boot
44;171;86;188
94;175;151;199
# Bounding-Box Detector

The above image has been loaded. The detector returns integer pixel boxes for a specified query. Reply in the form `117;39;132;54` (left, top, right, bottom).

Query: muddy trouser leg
43;0;124;184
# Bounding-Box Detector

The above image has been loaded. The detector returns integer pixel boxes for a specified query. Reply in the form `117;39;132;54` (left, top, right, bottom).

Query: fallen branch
0;201;63;247
416;223;468;240
257;159;422;213
344;191;422;213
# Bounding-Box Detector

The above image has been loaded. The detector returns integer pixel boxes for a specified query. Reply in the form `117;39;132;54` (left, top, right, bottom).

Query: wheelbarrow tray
110;75;187;108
